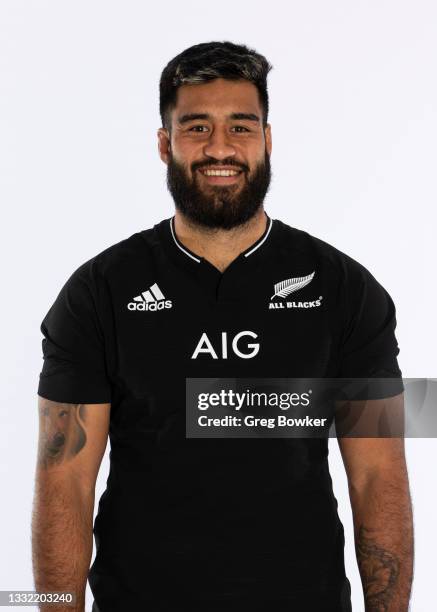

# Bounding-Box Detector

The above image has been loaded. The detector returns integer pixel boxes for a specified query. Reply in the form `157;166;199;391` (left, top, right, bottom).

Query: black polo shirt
37;212;403;611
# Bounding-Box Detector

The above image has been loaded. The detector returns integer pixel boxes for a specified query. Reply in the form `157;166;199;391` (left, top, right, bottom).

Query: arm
336;394;414;612
32;396;110;612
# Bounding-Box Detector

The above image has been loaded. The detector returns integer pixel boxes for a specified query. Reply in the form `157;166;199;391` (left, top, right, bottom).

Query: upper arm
336;393;407;491
37;259;112;405
332;251;407;494
36;395;110;492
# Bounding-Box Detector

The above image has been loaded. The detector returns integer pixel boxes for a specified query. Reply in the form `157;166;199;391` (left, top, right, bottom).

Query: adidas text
128;300;172;311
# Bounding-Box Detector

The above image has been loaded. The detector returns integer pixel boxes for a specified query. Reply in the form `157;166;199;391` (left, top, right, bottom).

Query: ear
264;123;272;156
157;127;171;164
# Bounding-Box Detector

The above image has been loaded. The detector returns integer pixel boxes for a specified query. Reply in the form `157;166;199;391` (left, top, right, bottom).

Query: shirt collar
167;212;274;265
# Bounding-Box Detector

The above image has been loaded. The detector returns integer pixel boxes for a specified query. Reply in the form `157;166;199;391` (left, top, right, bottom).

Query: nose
203;126;236;161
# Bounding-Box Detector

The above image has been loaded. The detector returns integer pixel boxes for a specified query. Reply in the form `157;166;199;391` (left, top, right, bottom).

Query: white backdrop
1;1;436;610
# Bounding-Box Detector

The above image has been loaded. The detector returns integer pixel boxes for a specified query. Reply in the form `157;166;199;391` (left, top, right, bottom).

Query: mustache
191;159;249;173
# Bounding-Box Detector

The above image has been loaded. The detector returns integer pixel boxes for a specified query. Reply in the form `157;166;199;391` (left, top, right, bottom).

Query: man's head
157;42;273;230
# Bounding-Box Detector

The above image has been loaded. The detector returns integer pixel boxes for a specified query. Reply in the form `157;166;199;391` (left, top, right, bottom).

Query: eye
232;126;250;133
189;125;209;133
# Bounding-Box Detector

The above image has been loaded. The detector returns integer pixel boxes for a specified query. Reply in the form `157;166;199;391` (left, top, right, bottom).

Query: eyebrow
177;112;261;125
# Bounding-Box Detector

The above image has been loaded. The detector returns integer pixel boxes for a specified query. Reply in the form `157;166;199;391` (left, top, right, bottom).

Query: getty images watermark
0;591;76;606
185;378;437;438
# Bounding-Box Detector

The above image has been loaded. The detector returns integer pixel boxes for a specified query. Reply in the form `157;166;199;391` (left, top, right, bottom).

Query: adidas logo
127;283;173;311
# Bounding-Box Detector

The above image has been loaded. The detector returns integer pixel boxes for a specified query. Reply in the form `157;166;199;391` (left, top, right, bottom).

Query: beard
166;149;272;230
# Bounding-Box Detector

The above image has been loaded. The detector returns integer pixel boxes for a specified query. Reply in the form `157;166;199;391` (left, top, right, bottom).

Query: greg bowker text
198;415;328;428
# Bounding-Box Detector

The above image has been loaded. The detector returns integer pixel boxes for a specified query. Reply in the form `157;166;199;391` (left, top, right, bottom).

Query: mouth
197;166;245;185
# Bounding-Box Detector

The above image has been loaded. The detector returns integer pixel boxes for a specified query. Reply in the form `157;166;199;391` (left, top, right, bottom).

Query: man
33;41;414;611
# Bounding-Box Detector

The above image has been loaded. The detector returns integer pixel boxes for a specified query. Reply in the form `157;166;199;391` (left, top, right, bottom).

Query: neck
173;209;268;273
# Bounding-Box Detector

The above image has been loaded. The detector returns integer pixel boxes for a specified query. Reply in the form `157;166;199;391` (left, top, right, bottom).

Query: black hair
159;41;273;131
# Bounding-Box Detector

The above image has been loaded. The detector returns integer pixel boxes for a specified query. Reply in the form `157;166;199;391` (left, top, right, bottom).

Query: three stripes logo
127;282;172;311
269;271;323;310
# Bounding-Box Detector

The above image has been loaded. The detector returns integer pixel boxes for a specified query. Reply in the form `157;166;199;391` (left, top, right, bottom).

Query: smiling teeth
203;169;239;176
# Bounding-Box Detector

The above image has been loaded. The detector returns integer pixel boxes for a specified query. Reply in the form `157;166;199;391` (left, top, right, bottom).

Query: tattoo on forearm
38;399;87;468
356;524;400;611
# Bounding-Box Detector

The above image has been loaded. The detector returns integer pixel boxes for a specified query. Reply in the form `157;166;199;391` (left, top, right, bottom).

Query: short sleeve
337;257;404;399
37;258;112;404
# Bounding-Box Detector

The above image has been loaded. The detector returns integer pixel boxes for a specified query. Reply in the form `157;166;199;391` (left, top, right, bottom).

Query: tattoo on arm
38;399;87;468
356;525;400;611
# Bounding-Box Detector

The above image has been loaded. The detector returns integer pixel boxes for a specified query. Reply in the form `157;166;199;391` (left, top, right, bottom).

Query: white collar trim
169;215;273;262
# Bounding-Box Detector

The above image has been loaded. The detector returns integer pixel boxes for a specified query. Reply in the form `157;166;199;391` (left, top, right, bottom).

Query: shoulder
66;223;162;288
273;218;382;291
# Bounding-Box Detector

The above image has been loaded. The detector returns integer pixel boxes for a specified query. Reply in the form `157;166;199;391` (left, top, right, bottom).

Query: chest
105;269;341;397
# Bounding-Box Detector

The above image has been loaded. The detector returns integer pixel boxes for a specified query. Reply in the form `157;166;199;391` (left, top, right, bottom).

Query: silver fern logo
271;272;315;299
269;272;322;310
